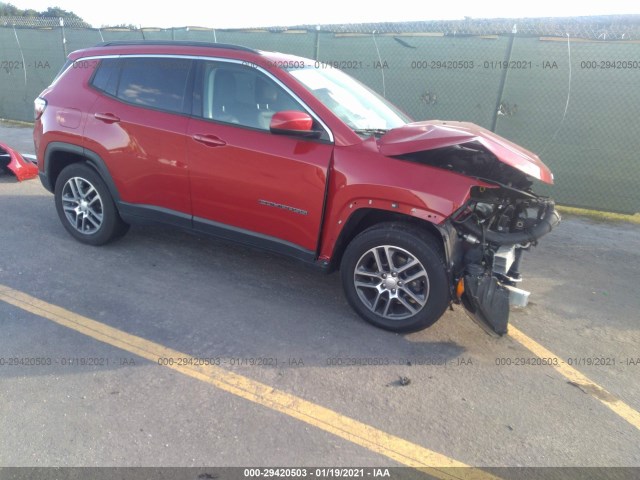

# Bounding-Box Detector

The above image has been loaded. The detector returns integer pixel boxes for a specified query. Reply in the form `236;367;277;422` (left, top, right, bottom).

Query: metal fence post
314;25;320;60
60;17;67;59
0;16;637;212
490;24;516;132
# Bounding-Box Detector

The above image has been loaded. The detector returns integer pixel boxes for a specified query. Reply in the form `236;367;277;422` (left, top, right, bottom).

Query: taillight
34;97;47;120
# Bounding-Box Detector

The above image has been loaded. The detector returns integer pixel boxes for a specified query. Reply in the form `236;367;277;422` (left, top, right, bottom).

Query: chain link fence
1;15;639;213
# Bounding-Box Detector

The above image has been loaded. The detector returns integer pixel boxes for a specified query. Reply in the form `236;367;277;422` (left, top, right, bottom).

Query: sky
7;0;640;28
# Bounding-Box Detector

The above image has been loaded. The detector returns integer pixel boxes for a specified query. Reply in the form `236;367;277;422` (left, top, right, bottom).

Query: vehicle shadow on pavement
0;193;471;381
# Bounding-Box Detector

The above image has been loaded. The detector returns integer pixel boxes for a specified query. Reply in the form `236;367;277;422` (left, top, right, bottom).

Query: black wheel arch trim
434;221;463;300
327;208;453;273
43;142;120;203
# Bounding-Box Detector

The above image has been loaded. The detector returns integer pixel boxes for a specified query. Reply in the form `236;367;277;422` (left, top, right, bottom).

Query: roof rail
94;40;259;53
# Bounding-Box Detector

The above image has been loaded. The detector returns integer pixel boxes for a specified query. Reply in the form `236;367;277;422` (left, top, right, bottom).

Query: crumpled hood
378;121;554;184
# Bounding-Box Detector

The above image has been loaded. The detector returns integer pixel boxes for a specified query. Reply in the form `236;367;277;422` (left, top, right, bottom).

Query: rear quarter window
51;59;72;84
90;58;120;96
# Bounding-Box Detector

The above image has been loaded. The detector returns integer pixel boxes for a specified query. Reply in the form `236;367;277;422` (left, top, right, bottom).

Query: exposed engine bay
397;142;561;335
451;185;560;335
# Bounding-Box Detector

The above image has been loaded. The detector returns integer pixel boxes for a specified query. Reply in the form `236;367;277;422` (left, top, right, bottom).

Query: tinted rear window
91;58;119;96
116;57;192;113
52;59;73;84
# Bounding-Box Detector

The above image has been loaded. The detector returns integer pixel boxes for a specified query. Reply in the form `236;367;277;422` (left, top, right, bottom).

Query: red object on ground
0;142;38;181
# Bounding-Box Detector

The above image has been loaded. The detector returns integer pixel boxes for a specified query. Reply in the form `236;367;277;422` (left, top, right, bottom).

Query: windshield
288;66;410;133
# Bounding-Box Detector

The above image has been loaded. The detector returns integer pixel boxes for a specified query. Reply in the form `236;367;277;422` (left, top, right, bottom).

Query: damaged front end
383;122;560;335
0;142;38;181
451;186;560;335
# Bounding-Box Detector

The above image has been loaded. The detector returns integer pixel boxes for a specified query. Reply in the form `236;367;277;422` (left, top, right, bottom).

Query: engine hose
456;201;561;246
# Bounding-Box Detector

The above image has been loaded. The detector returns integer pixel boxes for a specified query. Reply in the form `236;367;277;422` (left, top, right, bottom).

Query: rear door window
116;57;193;114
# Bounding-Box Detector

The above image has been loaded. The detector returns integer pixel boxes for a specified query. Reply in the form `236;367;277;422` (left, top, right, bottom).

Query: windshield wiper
353;128;389;137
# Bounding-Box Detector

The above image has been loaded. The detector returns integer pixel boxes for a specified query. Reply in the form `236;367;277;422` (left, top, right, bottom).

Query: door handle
94;112;120;124
192;134;226;147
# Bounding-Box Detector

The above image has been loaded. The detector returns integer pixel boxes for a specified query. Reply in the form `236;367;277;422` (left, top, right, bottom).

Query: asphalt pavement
1;123;639;476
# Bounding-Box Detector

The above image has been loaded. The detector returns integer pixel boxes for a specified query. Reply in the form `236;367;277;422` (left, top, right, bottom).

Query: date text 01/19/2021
156;357;305;367
243;468;391;477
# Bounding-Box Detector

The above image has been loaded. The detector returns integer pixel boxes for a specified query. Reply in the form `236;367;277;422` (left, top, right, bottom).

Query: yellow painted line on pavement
0;284;498;480
509;325;640;432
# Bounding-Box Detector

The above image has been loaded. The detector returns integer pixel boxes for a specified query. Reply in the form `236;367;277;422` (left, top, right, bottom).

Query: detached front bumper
0;142;38;181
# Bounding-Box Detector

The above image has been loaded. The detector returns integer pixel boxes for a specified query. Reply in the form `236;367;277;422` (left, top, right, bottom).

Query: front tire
340;223;450;333
54;163;128;245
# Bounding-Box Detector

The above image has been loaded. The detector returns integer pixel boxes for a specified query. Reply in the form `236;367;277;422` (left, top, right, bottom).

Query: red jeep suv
34;41;559;335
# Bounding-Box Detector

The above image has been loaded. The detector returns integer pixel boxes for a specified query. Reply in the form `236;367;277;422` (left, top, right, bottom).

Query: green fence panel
0;27;28;120
215;31;314;58
496;36;640;212
98;29;144;42
139;29;173;41
316;33;508;128
172;27;215;42
1;27;65;119
66;27;105;53
0;18;638;213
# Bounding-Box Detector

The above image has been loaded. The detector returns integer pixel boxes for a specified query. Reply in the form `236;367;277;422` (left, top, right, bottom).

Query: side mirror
270;111;320;138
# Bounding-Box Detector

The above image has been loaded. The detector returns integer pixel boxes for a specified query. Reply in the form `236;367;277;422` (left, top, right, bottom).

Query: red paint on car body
0;143;38;181
378;121;553;184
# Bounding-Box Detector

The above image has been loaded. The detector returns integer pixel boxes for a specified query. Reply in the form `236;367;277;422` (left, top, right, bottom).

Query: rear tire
54;163;128;245
340;223;450;333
